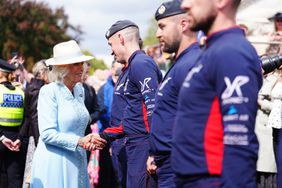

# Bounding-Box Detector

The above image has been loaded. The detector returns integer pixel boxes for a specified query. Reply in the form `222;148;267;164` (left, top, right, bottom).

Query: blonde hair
32;60;48;79
48;65;69;83
81;62;90;82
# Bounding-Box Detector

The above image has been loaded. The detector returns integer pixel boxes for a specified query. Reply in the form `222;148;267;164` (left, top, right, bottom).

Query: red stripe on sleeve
142;102;150;132
104;125;124;134
204;97;224;175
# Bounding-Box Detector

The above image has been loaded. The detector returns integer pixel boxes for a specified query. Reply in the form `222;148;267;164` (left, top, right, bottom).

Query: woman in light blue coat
30;40;107;188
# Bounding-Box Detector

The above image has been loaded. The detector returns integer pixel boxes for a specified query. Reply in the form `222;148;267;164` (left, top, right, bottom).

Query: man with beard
147;0;201;187
171;0;262;187
100;20;162;187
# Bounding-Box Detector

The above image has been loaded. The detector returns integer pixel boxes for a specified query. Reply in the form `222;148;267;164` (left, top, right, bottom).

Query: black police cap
268;12;282;21
0;59;16;73
155;0;186;21
105;20;138;40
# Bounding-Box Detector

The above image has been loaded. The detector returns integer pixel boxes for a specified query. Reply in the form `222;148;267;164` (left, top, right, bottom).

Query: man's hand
89;133;107;150
146;156;157;174
78;134;107;151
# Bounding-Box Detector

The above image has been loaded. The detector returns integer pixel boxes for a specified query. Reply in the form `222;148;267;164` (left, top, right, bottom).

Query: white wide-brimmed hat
46;40;94;66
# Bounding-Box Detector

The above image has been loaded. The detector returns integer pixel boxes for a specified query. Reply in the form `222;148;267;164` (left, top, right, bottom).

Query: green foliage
143;17;159;47
0;0;82;71
83;50;107;74
90;58;108;72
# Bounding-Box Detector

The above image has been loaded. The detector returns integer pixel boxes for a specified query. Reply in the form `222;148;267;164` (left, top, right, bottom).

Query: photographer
266;67;282;188
266;12;282;54
9;55;32;90
256;70;279;187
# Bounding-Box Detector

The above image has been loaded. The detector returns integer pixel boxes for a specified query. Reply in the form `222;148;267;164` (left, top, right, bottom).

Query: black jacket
18;78;45;146
83;83;101;135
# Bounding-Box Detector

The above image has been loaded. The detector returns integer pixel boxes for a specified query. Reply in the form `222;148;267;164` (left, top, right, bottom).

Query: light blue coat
30;82;90;188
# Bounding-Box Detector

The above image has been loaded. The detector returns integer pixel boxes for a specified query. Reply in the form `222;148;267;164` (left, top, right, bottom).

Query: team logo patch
221;76;249;105
182;64;203;88
116;83;124;91
139;77;151;92
227;105;237;115
159;77;171;91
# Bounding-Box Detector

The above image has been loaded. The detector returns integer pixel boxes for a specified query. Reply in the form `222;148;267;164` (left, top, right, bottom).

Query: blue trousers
111;138;127;188
155;155;175;188
174;175;221;188
125;136;155;188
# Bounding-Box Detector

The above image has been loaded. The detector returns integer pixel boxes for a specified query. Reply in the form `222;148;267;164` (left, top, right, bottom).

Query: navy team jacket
109;67;127;129
171;28;262;186
102;50;162;140
150;43;201;159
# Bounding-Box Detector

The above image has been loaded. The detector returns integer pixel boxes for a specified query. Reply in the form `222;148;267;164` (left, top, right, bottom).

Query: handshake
0;136;22;152
78;133;107;151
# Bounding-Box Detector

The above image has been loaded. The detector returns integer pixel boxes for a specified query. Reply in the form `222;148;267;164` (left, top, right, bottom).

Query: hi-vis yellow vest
0;84;24;127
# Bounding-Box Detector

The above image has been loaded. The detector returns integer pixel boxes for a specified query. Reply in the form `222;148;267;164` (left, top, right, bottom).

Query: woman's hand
1;136;20;151
78;134;107;151
89;133;107;150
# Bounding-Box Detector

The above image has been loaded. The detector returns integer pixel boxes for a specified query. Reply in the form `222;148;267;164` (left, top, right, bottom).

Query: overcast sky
36;0;281;65
37;0;164;64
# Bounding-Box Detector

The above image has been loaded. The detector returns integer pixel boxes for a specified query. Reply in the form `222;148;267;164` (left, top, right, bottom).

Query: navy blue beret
155;0;186;21
268;12;282;21
0;59;16;73
105;20;138;39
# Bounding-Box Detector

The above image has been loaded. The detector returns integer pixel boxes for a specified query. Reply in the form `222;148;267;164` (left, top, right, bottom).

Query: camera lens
261;54;282;75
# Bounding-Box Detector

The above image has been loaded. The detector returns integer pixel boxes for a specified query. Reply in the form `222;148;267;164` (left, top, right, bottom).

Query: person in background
83;62;101;131
101;20;162;187
264;12;282;188
96;61;123;188
147;0;201;187
255;16;282;186
12;60;50;187
16;60;49;147
29;40;106;188
171;0;262;187
0;59;26;188
146;44;168;76
98;61;122;132
82;62;101;161
270;69;282;187
9;56;32;90
266;12;282;54
255;70;278;188
99;59;128;188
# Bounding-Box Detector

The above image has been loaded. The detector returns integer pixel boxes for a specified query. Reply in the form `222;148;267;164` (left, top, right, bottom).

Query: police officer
147;0;201;187
100;20;162;187
0;58;26;188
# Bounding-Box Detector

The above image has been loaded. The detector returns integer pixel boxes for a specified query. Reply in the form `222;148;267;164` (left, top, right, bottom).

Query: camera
261;54;282;75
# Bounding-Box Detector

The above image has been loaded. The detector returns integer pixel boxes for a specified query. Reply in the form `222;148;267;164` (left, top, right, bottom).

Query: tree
143;17;159;47
0;0;82;71
83;50;108;74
